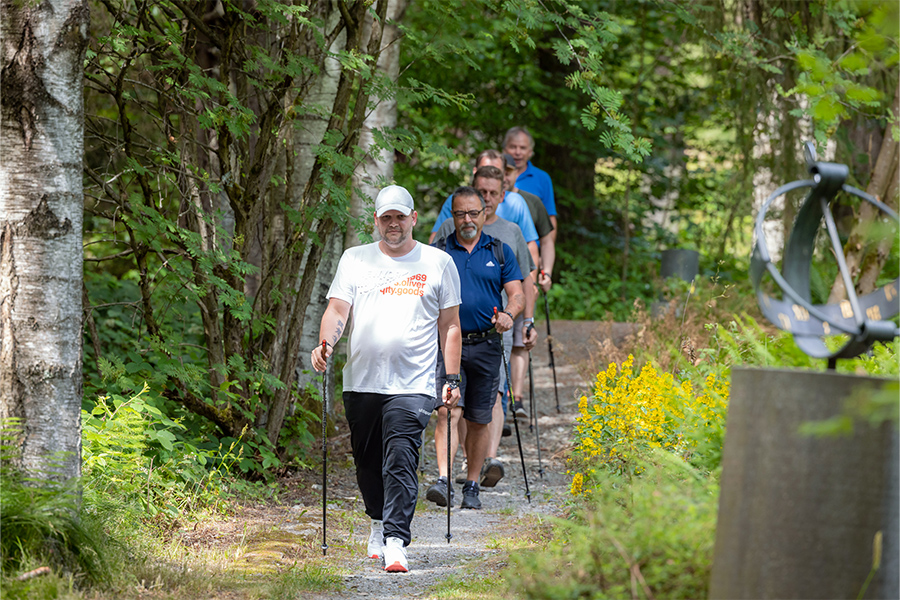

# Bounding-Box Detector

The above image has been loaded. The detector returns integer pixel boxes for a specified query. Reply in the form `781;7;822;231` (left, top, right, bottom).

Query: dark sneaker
460;482;482;509
425;477;454;507
480;457;505;487
511;401;529;419
502;423;512;437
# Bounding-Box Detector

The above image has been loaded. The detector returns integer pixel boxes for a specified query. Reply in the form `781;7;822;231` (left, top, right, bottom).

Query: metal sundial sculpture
751;142;900;369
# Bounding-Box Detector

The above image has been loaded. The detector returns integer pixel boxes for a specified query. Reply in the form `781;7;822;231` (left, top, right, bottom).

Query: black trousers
342;391;433;546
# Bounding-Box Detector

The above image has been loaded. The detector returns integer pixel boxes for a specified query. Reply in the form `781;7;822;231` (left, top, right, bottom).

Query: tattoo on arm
330;319;345;346
510;292;525;313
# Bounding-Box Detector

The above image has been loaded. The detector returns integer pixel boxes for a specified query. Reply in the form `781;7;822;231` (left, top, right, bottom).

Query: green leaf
151;429;176;451
838;52;869;74
813;95;843;122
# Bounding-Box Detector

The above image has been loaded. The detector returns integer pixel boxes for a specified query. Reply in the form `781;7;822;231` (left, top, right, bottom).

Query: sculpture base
710;367;898;600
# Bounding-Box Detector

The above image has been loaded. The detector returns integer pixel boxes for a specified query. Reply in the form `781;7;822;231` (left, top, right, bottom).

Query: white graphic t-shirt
327;241;462;396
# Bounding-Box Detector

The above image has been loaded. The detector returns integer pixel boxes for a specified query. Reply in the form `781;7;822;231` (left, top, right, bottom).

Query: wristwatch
502;310;514;321
446;373;461;390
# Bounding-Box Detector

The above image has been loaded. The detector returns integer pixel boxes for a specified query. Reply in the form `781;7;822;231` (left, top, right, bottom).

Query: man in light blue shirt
429;151;539;270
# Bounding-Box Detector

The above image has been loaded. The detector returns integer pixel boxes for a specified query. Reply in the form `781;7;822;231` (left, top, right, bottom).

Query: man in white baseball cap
311;184;462;573
374;184;415;217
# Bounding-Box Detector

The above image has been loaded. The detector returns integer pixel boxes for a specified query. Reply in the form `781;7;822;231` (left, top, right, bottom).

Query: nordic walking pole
527;340;545;479
446;387;452;544
497;308;531;503
527;349;534;433
320;340;329;556
541;271;561;413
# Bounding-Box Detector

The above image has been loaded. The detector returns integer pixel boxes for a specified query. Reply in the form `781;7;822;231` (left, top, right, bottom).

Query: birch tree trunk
828;84;899;302
0;0;90;482
267;27;344;439
347;0;408;249
289;0;407;431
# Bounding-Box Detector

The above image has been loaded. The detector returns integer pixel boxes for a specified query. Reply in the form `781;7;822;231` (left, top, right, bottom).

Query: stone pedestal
710;368;898;599
660;248;699;282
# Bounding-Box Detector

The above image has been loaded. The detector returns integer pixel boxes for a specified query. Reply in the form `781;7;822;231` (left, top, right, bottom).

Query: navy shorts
435;335;502;424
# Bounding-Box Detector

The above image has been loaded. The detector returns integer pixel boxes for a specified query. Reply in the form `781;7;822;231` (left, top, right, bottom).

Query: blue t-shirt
430;192;539;243
439;232;522;334
515;161;556;217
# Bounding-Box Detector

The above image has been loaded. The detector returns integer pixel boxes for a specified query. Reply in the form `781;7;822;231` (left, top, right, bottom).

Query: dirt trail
178;321;619;599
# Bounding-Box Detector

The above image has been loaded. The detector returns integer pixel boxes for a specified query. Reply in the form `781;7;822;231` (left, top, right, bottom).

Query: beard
459;224;478;240
380;226;410;248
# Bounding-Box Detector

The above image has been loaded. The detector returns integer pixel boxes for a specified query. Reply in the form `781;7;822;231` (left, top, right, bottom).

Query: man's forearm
319;299;351;348
438;307;462;375
540;235;556;278
502;281;525;319
523;272;536;319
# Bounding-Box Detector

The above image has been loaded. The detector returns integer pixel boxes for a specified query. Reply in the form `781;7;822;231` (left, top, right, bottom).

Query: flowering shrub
570;355;729;492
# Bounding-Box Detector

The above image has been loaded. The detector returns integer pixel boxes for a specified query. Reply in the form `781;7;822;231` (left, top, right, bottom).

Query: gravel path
178;321;613;599
303;412;576;599
299;321;605;599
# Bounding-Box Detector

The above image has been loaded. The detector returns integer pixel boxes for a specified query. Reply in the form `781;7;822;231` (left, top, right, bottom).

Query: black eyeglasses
452;208;485;219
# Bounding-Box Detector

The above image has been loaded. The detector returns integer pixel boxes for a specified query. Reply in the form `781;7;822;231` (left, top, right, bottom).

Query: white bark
293;0;407;414
290;29;345;414
0;0;89;482
347;0;408;249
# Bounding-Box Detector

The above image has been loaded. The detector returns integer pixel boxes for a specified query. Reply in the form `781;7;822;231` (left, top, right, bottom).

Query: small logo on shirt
486;260;496;267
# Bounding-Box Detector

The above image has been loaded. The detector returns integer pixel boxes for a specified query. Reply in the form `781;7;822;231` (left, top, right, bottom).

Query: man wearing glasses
431;166;536;492
426;185;524;510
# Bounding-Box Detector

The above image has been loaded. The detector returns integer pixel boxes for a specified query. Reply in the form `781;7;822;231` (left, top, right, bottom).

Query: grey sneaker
454;459;467;485
512;401;529;419
460;481;482;509
425;477;454;507
480;457;505;488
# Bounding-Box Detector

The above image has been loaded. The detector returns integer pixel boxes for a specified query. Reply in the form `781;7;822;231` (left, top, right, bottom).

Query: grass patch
430;573;510;599
264;562;345;599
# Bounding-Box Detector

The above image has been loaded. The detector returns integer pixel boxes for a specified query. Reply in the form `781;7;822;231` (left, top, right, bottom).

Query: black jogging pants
342;391;433;546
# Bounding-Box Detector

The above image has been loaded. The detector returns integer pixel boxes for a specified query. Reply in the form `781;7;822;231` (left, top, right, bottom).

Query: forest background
0;0;898;594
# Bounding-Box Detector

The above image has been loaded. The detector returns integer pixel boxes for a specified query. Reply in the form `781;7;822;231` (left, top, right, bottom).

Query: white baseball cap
374;185;415;217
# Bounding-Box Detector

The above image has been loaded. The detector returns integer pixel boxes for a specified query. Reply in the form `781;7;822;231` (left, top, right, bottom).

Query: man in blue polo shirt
425;186;525;510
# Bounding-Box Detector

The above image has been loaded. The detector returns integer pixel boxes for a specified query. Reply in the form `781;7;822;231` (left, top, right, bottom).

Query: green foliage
82;384;242;520
263;563;344;598
705;316;900;375
783;0;899;145
544;261;656;322
0;421;110;589
511;455;717;599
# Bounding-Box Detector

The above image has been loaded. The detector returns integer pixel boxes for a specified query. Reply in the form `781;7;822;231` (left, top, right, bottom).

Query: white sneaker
382;536;408;573
367;520;384;559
